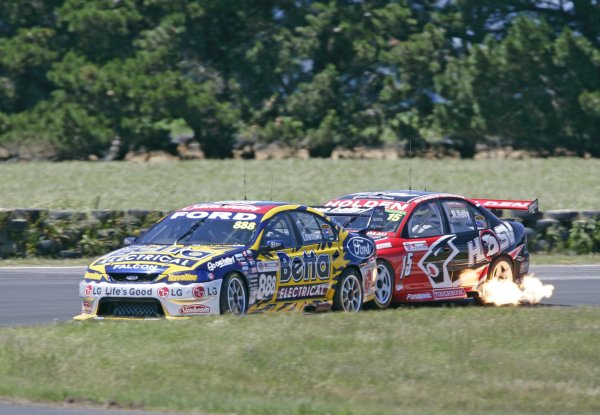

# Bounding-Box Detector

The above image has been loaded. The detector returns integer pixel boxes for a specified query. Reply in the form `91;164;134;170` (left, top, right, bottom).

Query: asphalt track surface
0;264;599;415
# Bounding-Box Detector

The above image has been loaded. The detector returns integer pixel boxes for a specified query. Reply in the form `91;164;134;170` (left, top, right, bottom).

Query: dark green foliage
0;1;599;158
568;220;600;254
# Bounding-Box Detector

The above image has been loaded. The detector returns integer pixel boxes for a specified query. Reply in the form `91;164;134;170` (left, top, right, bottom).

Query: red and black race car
319;191;537;308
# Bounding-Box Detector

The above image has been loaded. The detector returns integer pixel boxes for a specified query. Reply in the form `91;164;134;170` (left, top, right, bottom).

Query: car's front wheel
220;273;248;316
333;268;363;312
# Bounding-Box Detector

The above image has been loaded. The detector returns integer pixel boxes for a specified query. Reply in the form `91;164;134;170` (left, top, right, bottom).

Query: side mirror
123;236;136;246
259;239;284;253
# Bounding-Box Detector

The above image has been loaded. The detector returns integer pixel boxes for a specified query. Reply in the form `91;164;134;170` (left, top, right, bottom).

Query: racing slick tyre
370;260;394;310
220;273;248;316
478;257;514;304
333;268;363;312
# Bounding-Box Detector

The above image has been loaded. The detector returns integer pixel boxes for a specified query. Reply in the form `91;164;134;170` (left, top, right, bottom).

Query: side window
260;213;297;249
315;215;337;243
407;201;445;238
441;200;476;234
470;206;489;230
291;212;333;245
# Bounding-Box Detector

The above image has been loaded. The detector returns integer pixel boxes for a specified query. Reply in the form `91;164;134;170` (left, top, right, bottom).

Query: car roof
178;201;301;215
331;190;461;203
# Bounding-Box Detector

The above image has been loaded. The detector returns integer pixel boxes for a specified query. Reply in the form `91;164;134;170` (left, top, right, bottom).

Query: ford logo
347;237;375;259
125;275;139;281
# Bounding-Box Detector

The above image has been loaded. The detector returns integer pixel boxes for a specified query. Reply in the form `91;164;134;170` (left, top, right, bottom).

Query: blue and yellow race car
75;201;377;319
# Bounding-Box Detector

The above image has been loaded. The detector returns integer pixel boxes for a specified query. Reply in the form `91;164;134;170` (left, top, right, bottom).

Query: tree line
1;0;599;159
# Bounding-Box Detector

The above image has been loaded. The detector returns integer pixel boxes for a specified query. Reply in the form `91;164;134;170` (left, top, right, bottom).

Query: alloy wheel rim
492;262;513;281
375;264;392;305
341;275;362;312
227;278;246;315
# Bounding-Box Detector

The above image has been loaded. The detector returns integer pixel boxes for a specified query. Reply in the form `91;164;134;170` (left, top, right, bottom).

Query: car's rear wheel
478;257;514;304
220;273;248;315
372;260;394;309
333;269;363;312
489;257;514;282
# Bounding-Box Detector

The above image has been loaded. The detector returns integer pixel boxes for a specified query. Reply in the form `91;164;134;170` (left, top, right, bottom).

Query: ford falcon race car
75;201;377;319
319;191;537;309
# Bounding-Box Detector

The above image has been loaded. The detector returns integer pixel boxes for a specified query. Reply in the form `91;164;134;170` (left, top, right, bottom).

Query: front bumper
75;280;223;319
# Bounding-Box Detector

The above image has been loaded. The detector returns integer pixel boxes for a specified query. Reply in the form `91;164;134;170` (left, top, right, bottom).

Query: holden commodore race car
319;191;537;309
74;201;377;319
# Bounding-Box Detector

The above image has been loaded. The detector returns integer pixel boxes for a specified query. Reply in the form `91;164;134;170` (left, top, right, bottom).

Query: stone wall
0;208;598;259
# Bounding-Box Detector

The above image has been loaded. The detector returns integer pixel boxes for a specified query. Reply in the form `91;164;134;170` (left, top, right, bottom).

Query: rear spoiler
471;198;539;215
313;206;387;232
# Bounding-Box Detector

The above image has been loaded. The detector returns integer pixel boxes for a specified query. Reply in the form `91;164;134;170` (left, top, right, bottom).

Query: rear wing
471;198;539;215
313;206;386;232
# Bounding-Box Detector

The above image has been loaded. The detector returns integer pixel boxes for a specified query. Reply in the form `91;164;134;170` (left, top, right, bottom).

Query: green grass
0;308;598;415
0;158;598;210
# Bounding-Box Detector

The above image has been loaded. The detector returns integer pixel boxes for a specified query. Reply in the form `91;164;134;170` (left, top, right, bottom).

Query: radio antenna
270;170;274;201
408;136;412;191
243;159;247;201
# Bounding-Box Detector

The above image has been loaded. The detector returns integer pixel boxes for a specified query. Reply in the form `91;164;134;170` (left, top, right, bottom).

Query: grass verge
0;158;598;210
0;308;599;415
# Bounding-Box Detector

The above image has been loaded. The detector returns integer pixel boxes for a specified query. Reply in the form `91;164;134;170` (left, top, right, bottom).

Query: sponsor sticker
376;242;392;249
192;285;205;299
104;287;154;297
277;251;330;283
346;237;375;259
109;264;163;272
84;284;93;297
276;283;329;300
325;199;408;211
404;241;428;252
179;304;211;315
170;211;258;221
405;292;433;301
207;256;235;271
167;273;197;282
433;288;466;300
99;254;194;267
257;260;279;272
157;287;169;298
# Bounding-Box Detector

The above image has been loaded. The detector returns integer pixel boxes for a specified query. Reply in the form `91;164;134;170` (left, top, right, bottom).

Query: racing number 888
257;273;277;300
233;221;256;230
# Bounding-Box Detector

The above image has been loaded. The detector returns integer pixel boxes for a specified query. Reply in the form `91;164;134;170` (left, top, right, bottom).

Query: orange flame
481;275;554;306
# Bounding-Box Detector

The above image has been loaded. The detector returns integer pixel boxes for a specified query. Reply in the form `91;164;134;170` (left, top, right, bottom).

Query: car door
439;199;481;287
401;200;456;292
283;211;339;302
441;200;499;288
254;212;300;307
255;211;336;309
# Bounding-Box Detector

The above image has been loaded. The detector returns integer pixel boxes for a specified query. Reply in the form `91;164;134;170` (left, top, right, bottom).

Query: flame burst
481;275;554;306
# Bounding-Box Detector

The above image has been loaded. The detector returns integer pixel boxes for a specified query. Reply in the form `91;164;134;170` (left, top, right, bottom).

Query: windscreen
330;210;406;233
135;211;262;246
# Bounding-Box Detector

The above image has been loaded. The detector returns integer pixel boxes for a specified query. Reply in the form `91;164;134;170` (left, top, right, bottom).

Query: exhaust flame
482;275;554;306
